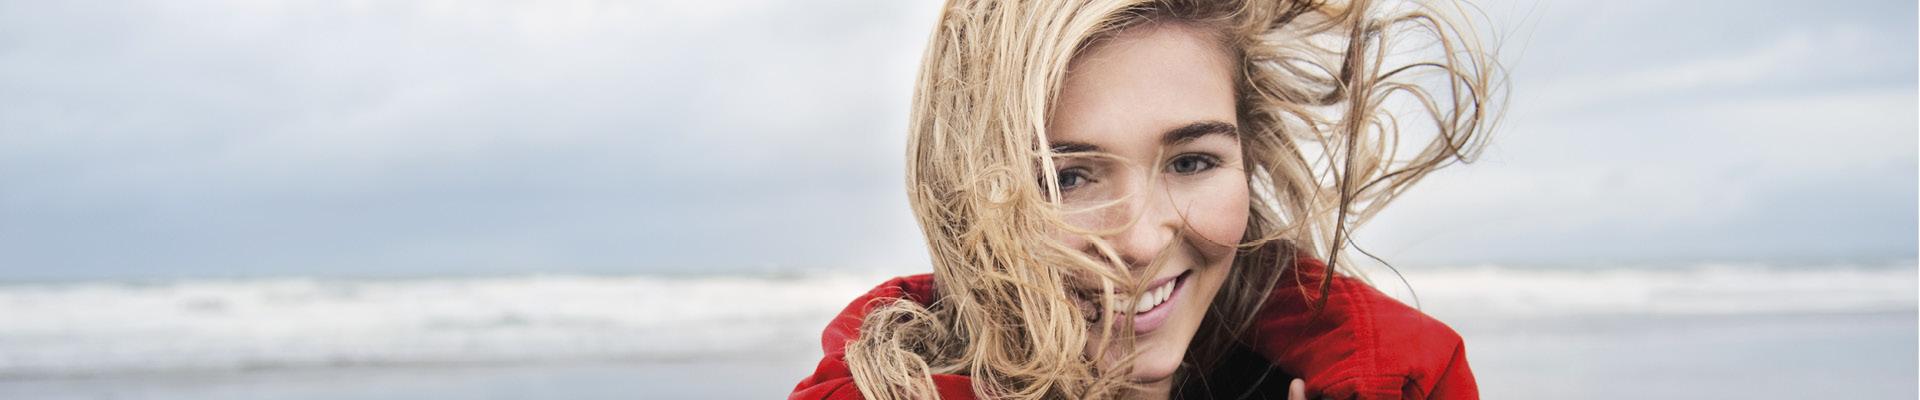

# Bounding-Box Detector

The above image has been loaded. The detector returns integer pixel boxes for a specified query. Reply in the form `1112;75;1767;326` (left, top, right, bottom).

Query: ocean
0;261;1912;399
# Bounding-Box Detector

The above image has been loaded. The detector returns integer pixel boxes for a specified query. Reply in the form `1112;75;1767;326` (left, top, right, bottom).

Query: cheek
1048;170;1252;257
1180;171;1251;254
1050;217;1094;253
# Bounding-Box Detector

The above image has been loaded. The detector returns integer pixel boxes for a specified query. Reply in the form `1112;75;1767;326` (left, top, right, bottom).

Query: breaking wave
0;261;1911;378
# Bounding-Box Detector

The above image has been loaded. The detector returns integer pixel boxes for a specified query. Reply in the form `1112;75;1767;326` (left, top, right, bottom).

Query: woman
794;0;1498;398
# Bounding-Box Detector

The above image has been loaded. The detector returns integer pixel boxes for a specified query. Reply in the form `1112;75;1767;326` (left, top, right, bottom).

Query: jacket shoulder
1339;277;1475;399
816;274;940;354
791;274;974;400
1253;258;1477;399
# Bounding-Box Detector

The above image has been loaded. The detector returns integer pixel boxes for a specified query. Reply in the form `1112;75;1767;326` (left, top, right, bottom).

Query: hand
1288;379;1307;400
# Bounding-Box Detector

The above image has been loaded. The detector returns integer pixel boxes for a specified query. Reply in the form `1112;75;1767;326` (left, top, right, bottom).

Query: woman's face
1048;23;1250;384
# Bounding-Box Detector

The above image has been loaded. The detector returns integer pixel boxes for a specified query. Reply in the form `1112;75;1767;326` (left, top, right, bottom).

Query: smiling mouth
1068;269;1192;325
1120;269;1189;334
1131;271;1183;313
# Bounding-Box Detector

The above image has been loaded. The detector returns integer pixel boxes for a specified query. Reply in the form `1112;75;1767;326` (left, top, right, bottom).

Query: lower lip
1127;271;1188;335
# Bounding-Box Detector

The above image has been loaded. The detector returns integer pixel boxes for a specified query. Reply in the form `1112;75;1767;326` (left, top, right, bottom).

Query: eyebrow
1049;120;1239;154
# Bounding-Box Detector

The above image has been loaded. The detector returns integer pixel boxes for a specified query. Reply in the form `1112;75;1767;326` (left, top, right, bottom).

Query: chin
1126;341;1186;382
1118;260;1234;385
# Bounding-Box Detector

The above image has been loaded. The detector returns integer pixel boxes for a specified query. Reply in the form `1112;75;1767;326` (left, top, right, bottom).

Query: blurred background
0;0;1913;399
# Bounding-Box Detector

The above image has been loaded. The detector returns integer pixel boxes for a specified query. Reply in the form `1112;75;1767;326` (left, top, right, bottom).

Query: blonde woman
793;0;1499;398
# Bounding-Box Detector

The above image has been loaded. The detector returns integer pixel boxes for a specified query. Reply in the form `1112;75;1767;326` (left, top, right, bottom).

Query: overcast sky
0;0;1913;281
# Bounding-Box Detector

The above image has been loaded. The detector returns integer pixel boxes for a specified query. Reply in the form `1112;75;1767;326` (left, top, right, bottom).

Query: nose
1106;177;1182;274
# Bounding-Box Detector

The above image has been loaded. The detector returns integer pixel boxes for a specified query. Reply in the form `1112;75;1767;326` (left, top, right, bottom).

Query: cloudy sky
0;0;1912;281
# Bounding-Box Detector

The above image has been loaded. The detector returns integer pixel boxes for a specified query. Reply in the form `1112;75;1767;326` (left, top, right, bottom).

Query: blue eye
1168;154;1218;175
1055;168;1093;191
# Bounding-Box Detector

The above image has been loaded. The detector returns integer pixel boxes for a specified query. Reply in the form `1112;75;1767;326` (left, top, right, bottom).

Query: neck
1129;378;1174;400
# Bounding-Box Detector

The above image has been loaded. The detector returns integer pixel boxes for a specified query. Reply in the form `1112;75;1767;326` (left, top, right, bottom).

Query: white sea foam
1363;261;1919;318
0;263;1912;378
0;272;887;378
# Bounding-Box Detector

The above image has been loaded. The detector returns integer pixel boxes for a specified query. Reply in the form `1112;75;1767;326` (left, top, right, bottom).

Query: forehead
1049;23;1237;150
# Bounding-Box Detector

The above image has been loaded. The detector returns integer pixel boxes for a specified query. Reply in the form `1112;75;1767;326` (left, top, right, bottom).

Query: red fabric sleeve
788;275;977;400
1424;339;1479;399
1250;257;1479;399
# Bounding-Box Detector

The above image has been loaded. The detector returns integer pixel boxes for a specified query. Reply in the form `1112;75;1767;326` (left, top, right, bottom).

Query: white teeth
1131;278;1177;314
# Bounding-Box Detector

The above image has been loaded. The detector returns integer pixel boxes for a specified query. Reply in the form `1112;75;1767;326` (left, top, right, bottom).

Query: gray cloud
0;0;1911;281
0;0;940;280
1356;0;1917;266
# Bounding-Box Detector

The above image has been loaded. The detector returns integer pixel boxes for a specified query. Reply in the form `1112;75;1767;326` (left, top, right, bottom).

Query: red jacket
790;257;1477;399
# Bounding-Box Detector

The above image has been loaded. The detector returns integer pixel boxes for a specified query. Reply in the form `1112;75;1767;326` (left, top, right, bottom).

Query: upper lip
1138;270;1185;292
1070;270;1187;309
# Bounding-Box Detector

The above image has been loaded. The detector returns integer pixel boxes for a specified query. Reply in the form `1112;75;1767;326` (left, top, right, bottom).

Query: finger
1289;378;1306;400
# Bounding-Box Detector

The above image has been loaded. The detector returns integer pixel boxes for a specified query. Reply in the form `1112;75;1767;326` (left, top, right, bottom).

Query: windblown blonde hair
845;0;1502;398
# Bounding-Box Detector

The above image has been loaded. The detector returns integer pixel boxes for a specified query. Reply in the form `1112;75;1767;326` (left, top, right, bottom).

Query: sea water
0;261;1912;399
